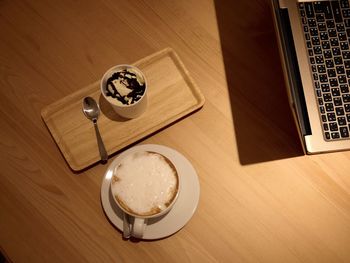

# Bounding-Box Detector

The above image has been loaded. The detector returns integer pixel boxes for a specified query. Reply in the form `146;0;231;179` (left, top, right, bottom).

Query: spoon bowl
83;96;100;121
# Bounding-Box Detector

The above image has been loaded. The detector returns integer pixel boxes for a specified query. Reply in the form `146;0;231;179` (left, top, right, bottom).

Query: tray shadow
214;0;304;165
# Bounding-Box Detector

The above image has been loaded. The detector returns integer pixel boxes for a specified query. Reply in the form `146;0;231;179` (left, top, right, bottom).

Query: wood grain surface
1;0;350;262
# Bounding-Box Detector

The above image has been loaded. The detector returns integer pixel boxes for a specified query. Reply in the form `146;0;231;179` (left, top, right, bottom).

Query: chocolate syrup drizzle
105;69;145;105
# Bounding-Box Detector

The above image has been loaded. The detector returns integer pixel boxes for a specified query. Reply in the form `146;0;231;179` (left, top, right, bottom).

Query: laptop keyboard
299;0;350;140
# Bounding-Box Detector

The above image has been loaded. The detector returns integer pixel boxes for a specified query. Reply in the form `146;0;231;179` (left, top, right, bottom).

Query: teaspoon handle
93;121;108;162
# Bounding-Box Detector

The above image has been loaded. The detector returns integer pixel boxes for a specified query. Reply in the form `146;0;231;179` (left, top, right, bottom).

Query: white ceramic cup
110;151;180;239
100;64;148;119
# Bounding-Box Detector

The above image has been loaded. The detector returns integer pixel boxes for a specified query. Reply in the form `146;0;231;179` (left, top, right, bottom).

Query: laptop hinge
279;0;288;8
273;0;312;136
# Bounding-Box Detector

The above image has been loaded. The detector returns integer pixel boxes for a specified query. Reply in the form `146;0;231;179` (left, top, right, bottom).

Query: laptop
271;0;350;153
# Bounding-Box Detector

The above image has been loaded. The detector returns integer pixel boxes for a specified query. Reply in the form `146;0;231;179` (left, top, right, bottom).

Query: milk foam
111;152;178;216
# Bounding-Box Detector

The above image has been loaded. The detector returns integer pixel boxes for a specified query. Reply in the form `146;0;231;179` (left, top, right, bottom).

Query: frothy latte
111;151;179;217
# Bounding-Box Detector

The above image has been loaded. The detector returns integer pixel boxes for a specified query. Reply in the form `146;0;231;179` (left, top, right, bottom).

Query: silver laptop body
271;0;350;153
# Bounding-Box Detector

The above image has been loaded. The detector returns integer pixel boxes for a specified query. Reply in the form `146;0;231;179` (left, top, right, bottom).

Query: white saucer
100;144;200;240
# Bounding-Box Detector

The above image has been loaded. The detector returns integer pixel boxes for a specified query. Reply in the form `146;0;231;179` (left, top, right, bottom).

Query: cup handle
132;217;146;239
122;213;131;239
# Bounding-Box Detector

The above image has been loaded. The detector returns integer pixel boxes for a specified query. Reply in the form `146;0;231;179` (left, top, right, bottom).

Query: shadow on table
214;0;304;165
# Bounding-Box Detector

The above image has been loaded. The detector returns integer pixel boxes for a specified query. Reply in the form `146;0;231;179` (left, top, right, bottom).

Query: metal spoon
82;96;108;163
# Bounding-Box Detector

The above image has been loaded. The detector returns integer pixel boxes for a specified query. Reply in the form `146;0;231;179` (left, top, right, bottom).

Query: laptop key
322;83;330;92
318;23;327;31
318;65;326;73
332;87;341;96
338;116;347;126
336;107;345;115
338;75;347;84
340;126;349;138
328;28;337;37
336;23;345;32
320;74;328;82
339;32;347;41
336;65;345;74
316;55;324;63
310;27;318;36
330;78;339;87
305;3;315;18
341;0;350;9
342;9;350;18
341;84;349;93
330;38;339;46
322;114;327;122
341;41;349;50
323;93;332;101
326;59;334;67
307;41;312;48
325;102;334;111
314;45;322;54
345;104;350;112
324;50;332;58
322;41;330;49
320;32;329;40
345;18;350;28
325;132;331;139
334;56;343;65
327;112;336;121
314;2;324;13
343;94;350;102
324;2;333;19
327;20;335;28
343;51;350;59
315;81;321;89
316;14;325;22
331;1;342;23
332;47;341;56
334;97;343;106
327;68;336;77
320;106;326;114
317;89;322;98
344;60;350;68
331;132;340;139
312;36;320;45
329;122;338;131
308;19;317;27
309;49;314;56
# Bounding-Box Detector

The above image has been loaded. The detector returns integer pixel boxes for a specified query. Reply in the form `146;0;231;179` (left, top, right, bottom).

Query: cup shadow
98;94;129;122
214;0;304;165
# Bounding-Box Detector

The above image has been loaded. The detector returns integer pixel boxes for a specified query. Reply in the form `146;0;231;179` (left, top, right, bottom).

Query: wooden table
1;0;350;262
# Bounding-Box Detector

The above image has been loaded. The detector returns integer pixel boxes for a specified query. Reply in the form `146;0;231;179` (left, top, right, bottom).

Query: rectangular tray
41;48;205;171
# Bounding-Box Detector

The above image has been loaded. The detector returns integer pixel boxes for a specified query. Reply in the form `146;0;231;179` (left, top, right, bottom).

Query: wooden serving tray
41;48;205;171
